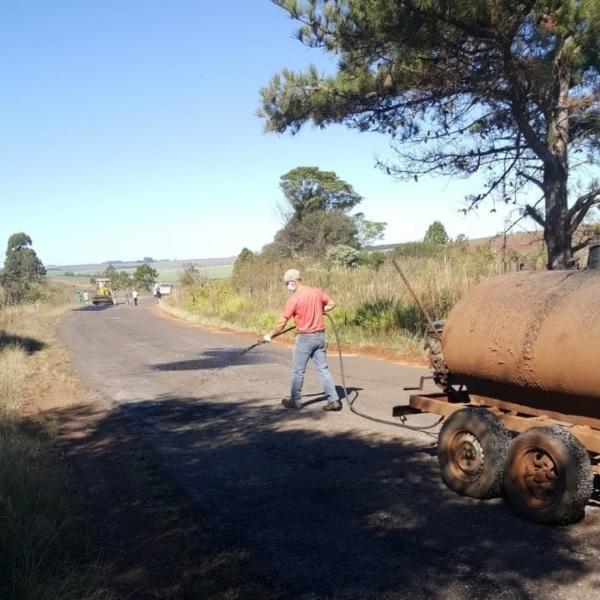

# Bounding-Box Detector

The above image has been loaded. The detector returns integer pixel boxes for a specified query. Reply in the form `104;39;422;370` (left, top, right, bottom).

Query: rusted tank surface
443;269;600;419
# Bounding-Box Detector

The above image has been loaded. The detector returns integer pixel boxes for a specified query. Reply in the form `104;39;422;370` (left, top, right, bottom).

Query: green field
46;260;234;283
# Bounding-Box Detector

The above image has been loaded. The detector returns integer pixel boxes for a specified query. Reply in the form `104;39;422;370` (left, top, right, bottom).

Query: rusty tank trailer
443;269;600;418
398;253;599;525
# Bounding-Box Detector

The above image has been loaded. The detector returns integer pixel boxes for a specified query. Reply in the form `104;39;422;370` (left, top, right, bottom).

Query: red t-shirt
283;285;332;333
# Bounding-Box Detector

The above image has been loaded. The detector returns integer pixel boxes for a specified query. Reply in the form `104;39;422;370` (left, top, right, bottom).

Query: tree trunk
543;168;572;270
543;36;573;271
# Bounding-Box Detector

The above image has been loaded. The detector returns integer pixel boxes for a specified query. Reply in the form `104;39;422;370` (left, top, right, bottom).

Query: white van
152;283;172;296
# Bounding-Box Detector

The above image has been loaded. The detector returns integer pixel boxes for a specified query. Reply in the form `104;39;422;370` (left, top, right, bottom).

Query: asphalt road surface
60;299;600;600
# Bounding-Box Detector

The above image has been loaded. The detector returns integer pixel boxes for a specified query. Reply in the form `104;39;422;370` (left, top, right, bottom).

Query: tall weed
0;347;28;414
168;246;529;357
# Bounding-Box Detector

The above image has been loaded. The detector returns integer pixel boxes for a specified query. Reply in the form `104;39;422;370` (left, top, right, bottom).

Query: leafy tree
261;240;293;261
424;221;450;245
454;233;469;252
100;264;131;290
280;166;362;221
133;263;158;291
233;248;257;280
101;264;117;281
355;213;387;247
269;166;376;255
327;244;360;268
234;248;256;269
261;1;600;269
359;250;386;271
114;271;132;290
274;209;359;256
179;264;203;288
1;233;45;304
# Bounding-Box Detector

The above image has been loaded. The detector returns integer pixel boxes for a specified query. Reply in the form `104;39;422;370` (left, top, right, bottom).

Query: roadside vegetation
162;168;547;359
165;236;546;359
0;233;113;600
163;156;596;358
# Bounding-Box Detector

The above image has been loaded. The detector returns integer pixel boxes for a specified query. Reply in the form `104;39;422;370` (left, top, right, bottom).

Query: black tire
504;426;593;525
438;407;511;499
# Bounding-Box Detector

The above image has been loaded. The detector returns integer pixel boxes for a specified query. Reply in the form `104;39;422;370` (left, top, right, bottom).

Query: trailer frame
394;392;600;474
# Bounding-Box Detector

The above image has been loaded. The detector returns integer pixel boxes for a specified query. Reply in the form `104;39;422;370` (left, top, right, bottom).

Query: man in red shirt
263;269;342;411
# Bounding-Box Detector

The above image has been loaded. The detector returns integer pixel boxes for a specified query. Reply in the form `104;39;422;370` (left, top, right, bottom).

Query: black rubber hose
325;313;443;437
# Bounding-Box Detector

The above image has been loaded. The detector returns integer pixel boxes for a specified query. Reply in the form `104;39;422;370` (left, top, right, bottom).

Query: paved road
60;299;600;600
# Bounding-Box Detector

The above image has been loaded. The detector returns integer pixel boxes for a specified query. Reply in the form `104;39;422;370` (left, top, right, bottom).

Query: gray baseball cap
283;269;301;282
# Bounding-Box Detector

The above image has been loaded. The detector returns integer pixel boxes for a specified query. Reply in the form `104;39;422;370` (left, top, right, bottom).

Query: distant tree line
97;263;158;291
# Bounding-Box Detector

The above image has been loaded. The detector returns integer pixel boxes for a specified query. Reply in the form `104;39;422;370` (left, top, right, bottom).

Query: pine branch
568;187;600;234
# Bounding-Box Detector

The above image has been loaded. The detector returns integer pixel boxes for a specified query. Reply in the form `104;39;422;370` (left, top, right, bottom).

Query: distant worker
263;269;342;412
82;291;89;305
156;288;162;302
132;289;138;306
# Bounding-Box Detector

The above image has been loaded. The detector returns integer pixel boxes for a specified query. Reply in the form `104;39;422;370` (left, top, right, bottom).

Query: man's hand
262;333;272;343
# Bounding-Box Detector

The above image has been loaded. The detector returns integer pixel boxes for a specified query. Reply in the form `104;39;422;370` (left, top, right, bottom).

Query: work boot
281;398;302;410
323;400;343;412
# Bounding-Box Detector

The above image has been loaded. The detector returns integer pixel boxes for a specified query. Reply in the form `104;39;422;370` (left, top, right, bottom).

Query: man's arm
270;316;289;337
322;291;335;314
263;316;289;342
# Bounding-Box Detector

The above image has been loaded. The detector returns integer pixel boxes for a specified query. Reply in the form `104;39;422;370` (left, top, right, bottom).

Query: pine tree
261;1;600;269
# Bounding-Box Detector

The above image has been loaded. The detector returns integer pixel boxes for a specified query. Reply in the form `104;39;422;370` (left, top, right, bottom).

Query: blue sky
1;0;523;266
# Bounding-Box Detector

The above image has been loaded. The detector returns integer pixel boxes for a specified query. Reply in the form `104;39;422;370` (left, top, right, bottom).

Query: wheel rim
514;446;562;509
448;430;485;482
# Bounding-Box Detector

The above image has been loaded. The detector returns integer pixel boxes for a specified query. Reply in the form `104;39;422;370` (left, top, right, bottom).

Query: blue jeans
290;332;339;405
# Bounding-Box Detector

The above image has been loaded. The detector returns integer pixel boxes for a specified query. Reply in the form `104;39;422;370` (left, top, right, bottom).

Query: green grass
47;264;233;283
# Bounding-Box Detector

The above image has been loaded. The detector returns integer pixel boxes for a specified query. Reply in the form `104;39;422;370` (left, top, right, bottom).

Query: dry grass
165;246;540;359
0;282;114;600
0;348;28;414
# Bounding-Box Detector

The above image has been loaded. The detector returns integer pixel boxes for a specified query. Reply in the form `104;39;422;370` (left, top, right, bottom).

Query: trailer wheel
438;408;511;499
504;426;592;525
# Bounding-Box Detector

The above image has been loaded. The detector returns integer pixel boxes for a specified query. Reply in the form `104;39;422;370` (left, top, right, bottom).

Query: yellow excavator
92;278;115;306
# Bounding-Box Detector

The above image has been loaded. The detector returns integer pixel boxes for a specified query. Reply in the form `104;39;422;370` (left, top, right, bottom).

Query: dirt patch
348;344;427;366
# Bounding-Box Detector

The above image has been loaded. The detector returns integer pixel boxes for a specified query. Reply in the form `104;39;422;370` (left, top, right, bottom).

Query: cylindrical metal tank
443;269;600;419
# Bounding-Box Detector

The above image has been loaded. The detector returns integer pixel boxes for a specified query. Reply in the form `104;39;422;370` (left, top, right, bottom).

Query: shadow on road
150;347;274;371
51;394;600;599
75;304;116;312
